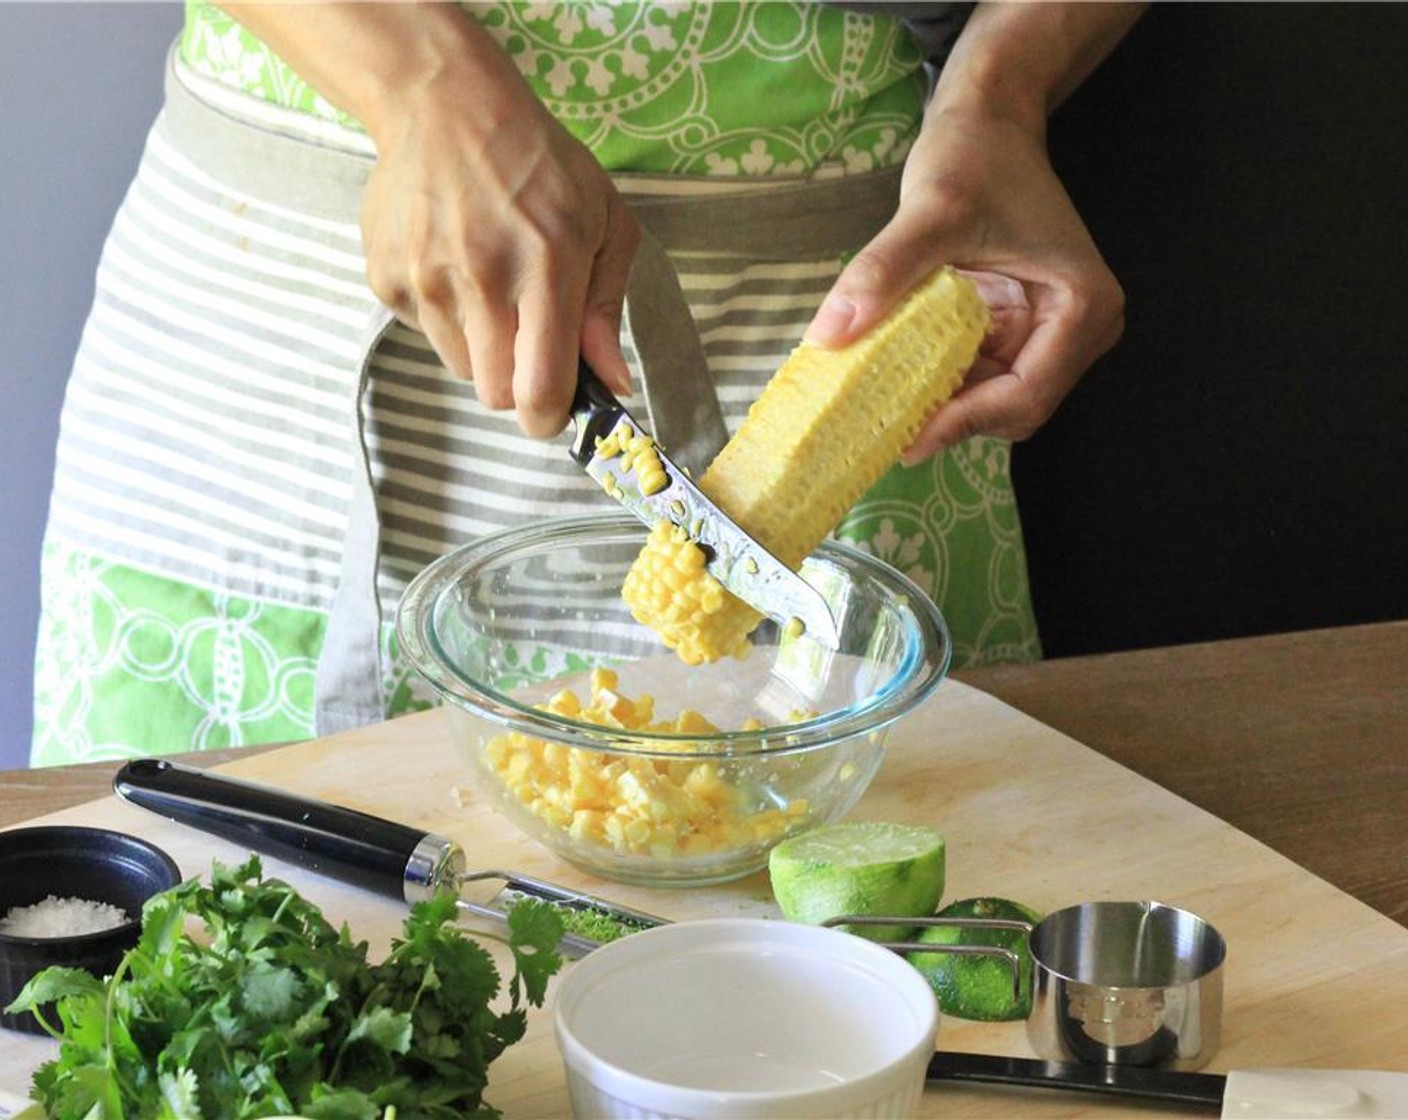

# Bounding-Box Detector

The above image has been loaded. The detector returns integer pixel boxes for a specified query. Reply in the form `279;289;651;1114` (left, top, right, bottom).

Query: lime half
907;896;1042;1021
768;821;945;942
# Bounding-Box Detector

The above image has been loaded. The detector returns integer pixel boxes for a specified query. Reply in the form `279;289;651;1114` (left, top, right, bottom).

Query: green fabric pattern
31;542;436;765
179;0;927;175
836;443;1042;669
33;543;320;764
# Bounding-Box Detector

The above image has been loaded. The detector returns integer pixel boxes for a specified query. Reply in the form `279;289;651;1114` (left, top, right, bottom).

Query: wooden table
961;619;1408;928
3;620;1407;1118
7;620;1406;922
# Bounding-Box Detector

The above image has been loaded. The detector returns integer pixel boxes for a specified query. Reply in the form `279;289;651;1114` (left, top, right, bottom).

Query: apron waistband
164;45;903;254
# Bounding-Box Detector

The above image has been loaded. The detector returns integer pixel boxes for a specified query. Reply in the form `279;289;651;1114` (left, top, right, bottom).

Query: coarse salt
0;894;128;938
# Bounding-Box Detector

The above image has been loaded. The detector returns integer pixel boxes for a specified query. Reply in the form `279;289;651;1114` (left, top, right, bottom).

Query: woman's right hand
359;21;639;437
221;4;638;437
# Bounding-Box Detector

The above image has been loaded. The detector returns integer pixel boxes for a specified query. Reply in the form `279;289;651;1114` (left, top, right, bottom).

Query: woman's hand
221;4;637;437
359;35;638;437
805;2;1141;462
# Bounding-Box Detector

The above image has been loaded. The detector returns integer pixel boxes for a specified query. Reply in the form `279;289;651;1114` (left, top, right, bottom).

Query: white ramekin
554;918;939;1119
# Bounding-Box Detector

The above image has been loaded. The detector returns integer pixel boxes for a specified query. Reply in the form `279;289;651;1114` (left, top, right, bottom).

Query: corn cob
622;265;988;664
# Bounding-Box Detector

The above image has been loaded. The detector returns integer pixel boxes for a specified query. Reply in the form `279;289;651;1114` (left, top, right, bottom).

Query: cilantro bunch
8;856;564;1120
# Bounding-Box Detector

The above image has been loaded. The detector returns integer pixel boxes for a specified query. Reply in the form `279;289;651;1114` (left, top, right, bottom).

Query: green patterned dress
32;1;1038;766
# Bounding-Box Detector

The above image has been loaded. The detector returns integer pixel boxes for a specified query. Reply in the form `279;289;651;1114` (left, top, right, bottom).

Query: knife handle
569;359;624;465
113;758;453;904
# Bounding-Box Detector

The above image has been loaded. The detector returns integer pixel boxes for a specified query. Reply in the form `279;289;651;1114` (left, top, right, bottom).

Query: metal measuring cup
829;898;1226;1071
1026;900;1226;1070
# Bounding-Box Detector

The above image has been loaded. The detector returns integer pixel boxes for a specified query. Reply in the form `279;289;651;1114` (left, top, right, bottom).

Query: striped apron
32;41;1039;765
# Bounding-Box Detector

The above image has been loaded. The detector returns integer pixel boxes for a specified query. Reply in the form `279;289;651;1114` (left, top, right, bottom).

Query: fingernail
900;441;944;468
806;293;857;345
607;369;633;397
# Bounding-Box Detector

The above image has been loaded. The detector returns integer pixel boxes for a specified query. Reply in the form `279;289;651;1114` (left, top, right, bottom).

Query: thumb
803;235;942;350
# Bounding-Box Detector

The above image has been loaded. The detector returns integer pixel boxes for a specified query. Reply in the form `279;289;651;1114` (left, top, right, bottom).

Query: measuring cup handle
826;914;1033;1002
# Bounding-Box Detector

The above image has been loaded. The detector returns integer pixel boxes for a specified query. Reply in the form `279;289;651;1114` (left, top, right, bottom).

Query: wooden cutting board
4;680;1407;1117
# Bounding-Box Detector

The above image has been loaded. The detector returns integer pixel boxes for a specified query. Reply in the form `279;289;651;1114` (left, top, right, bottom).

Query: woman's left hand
805;1;1141;462
807;105;1124;463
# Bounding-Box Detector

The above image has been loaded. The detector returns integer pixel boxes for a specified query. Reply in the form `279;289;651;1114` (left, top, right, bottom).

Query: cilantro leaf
4;966;103;1019
157;1068;201;1119
505;901;565;1007
346;1005;413;1054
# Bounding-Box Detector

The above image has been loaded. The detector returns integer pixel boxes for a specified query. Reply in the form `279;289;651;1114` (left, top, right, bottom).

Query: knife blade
569;360;839;649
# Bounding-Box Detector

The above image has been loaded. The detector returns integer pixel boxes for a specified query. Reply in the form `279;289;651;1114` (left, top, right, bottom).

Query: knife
569;360;839;649
927;1051;1408;1117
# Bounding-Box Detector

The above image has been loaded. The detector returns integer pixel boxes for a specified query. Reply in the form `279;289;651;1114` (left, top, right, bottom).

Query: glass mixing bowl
397;513;950;887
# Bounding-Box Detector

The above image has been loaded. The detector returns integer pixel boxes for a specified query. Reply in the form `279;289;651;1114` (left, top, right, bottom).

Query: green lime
768;821;945;942
907;896;1042;1021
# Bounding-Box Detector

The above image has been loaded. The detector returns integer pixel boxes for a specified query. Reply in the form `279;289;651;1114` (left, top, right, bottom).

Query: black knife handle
569;359;624;465
113;758;434;902
926;1051;1226;1111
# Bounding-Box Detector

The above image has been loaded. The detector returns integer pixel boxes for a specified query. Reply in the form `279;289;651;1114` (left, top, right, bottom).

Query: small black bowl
0;826;182;1035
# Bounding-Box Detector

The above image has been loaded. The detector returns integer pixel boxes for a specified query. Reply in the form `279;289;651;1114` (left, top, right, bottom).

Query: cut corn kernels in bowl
479;669;818;861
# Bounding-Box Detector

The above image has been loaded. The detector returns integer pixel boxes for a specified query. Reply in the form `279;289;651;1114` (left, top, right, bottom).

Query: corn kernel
504;750;534;786
639;469;668;497
673;547;705;573
590;666;618;692
674;709;717;734
570;809;606;841
541;805;571;829
549;690;583;718
596;688;636;722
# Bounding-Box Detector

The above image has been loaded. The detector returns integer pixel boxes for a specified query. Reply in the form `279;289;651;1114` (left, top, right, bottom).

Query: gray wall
1;3;179;770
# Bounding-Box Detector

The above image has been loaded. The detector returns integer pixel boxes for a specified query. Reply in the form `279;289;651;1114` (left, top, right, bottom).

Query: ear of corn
622;265;989;664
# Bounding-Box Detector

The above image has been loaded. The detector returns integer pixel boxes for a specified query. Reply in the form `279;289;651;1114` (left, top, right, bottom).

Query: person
31;1;1137;765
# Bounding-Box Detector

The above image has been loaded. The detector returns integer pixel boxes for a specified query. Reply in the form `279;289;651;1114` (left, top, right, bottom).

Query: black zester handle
113;758;445;902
